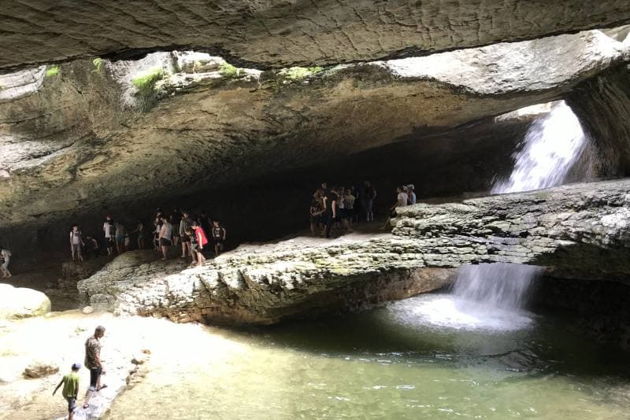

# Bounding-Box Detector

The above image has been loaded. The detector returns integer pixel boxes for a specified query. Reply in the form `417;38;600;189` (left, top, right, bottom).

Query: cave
2;4;630;419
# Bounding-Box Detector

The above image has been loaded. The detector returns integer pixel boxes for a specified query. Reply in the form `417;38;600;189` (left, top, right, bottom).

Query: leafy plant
219;62;242;78
131;68;165;95
281;66;323;81
92;58;104;73
45;65;60;77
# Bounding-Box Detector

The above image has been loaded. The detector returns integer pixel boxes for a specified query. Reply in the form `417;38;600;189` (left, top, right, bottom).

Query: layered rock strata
78;179;630;324
568;63;630;176
2;0;630;72
77;239;454;324
1;31;629;228
393;179;630;283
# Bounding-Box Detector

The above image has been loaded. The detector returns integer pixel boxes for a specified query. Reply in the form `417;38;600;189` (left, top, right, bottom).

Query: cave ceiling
2;0;630;72
0;29;629;227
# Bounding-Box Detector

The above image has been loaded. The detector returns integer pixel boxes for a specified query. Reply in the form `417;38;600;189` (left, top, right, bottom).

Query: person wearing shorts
211;220;227;257
158;216;173;260
189;221;208;266
69;225;84;262
179;211;193;258
53;363;81;420
103;216;114;256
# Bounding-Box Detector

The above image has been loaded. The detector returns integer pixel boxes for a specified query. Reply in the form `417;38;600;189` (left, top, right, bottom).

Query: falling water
392;101;588;331
492;101;588;194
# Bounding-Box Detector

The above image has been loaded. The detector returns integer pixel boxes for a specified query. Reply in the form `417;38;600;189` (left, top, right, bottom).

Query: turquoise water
107;294;630;419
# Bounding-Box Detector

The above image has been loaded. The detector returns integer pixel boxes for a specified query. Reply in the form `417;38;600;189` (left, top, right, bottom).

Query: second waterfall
391;100;590;331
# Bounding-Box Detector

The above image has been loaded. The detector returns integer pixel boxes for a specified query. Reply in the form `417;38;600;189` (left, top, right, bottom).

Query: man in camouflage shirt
84;325;106;398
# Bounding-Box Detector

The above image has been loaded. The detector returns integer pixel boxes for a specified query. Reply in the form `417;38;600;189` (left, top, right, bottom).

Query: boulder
0;284;51;319
23;361;59;379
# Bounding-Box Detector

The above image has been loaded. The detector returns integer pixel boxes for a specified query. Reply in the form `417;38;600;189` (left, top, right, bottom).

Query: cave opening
1;11;630;420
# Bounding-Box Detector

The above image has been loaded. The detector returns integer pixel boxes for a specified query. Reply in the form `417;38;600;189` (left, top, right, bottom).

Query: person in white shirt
396;187;408;208
407;184;417;205
69;225;84;262
158;216;173;260
0;246;11;278
103;216;114;256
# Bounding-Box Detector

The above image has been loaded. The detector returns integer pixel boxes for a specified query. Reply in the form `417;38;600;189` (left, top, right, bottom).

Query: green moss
131;68;164;95
92;58;104;73
219;62;242;78
45;65;60;78
280;66;323;81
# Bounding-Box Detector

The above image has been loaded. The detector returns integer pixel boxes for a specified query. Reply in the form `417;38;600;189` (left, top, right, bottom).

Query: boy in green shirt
53;363;81;420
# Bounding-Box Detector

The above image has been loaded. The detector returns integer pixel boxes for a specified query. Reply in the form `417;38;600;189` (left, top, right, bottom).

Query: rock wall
568;63;630;176
78;242;454;325
1;30;628;230
393;179;630;283
77;178;630;325
2;0;630;71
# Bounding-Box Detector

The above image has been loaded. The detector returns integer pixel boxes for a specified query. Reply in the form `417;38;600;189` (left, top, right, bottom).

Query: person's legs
196;251;206;266
76;245;83;262
324;214;333;238
66;397;76;420
1;263;10;278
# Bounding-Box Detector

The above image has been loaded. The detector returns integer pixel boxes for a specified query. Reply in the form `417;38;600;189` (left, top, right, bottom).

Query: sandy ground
0;312;149;420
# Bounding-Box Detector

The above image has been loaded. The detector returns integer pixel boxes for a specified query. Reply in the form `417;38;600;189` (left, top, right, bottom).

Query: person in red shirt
188;221;208;266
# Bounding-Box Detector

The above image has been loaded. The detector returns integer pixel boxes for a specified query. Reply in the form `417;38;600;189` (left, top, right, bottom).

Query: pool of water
106;293;630;419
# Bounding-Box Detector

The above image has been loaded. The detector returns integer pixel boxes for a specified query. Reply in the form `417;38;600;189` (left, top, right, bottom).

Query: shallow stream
106;293;630;419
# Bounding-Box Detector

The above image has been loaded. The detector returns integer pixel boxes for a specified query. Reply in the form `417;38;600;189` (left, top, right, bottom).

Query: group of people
53;326;106;420
309;181;418;238
69;209;228;267
309;181;377;238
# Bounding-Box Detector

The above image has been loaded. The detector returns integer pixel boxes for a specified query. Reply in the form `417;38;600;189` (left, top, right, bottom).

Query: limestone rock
22;361;59;379
78;239;454;325
0;284;51;319
393;178;630;283
0;31;629;230
1;0;630;72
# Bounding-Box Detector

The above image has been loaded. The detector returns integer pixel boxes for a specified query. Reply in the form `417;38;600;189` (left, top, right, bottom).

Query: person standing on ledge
84;326;106;408
103;216;114;256
407;184;417;205
211;220;227;256
53;363;81;420
179;211;193;259
0;245;12;278
158;215;173;260
69;225;84;262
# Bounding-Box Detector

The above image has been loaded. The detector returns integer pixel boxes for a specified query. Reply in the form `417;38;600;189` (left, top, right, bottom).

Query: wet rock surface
76;179;630;325
78;238;454;325
1;0;630;72
393;179;630;283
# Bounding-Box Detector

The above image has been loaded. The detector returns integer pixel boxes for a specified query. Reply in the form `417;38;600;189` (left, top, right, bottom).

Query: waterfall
390;101;588;331
492;101;587;194
451;100;587;318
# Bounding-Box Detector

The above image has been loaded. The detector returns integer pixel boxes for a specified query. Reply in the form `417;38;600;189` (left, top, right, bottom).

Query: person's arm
222;228;227;241
332;200;337;219
196;231;204;249
69;232;73;248
53;377;64;395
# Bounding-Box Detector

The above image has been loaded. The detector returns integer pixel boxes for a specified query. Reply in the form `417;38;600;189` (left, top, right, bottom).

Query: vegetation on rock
219;62;244;78
131;68;165;96
45;65;60;77
92;57;104;73
280;66;324;81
